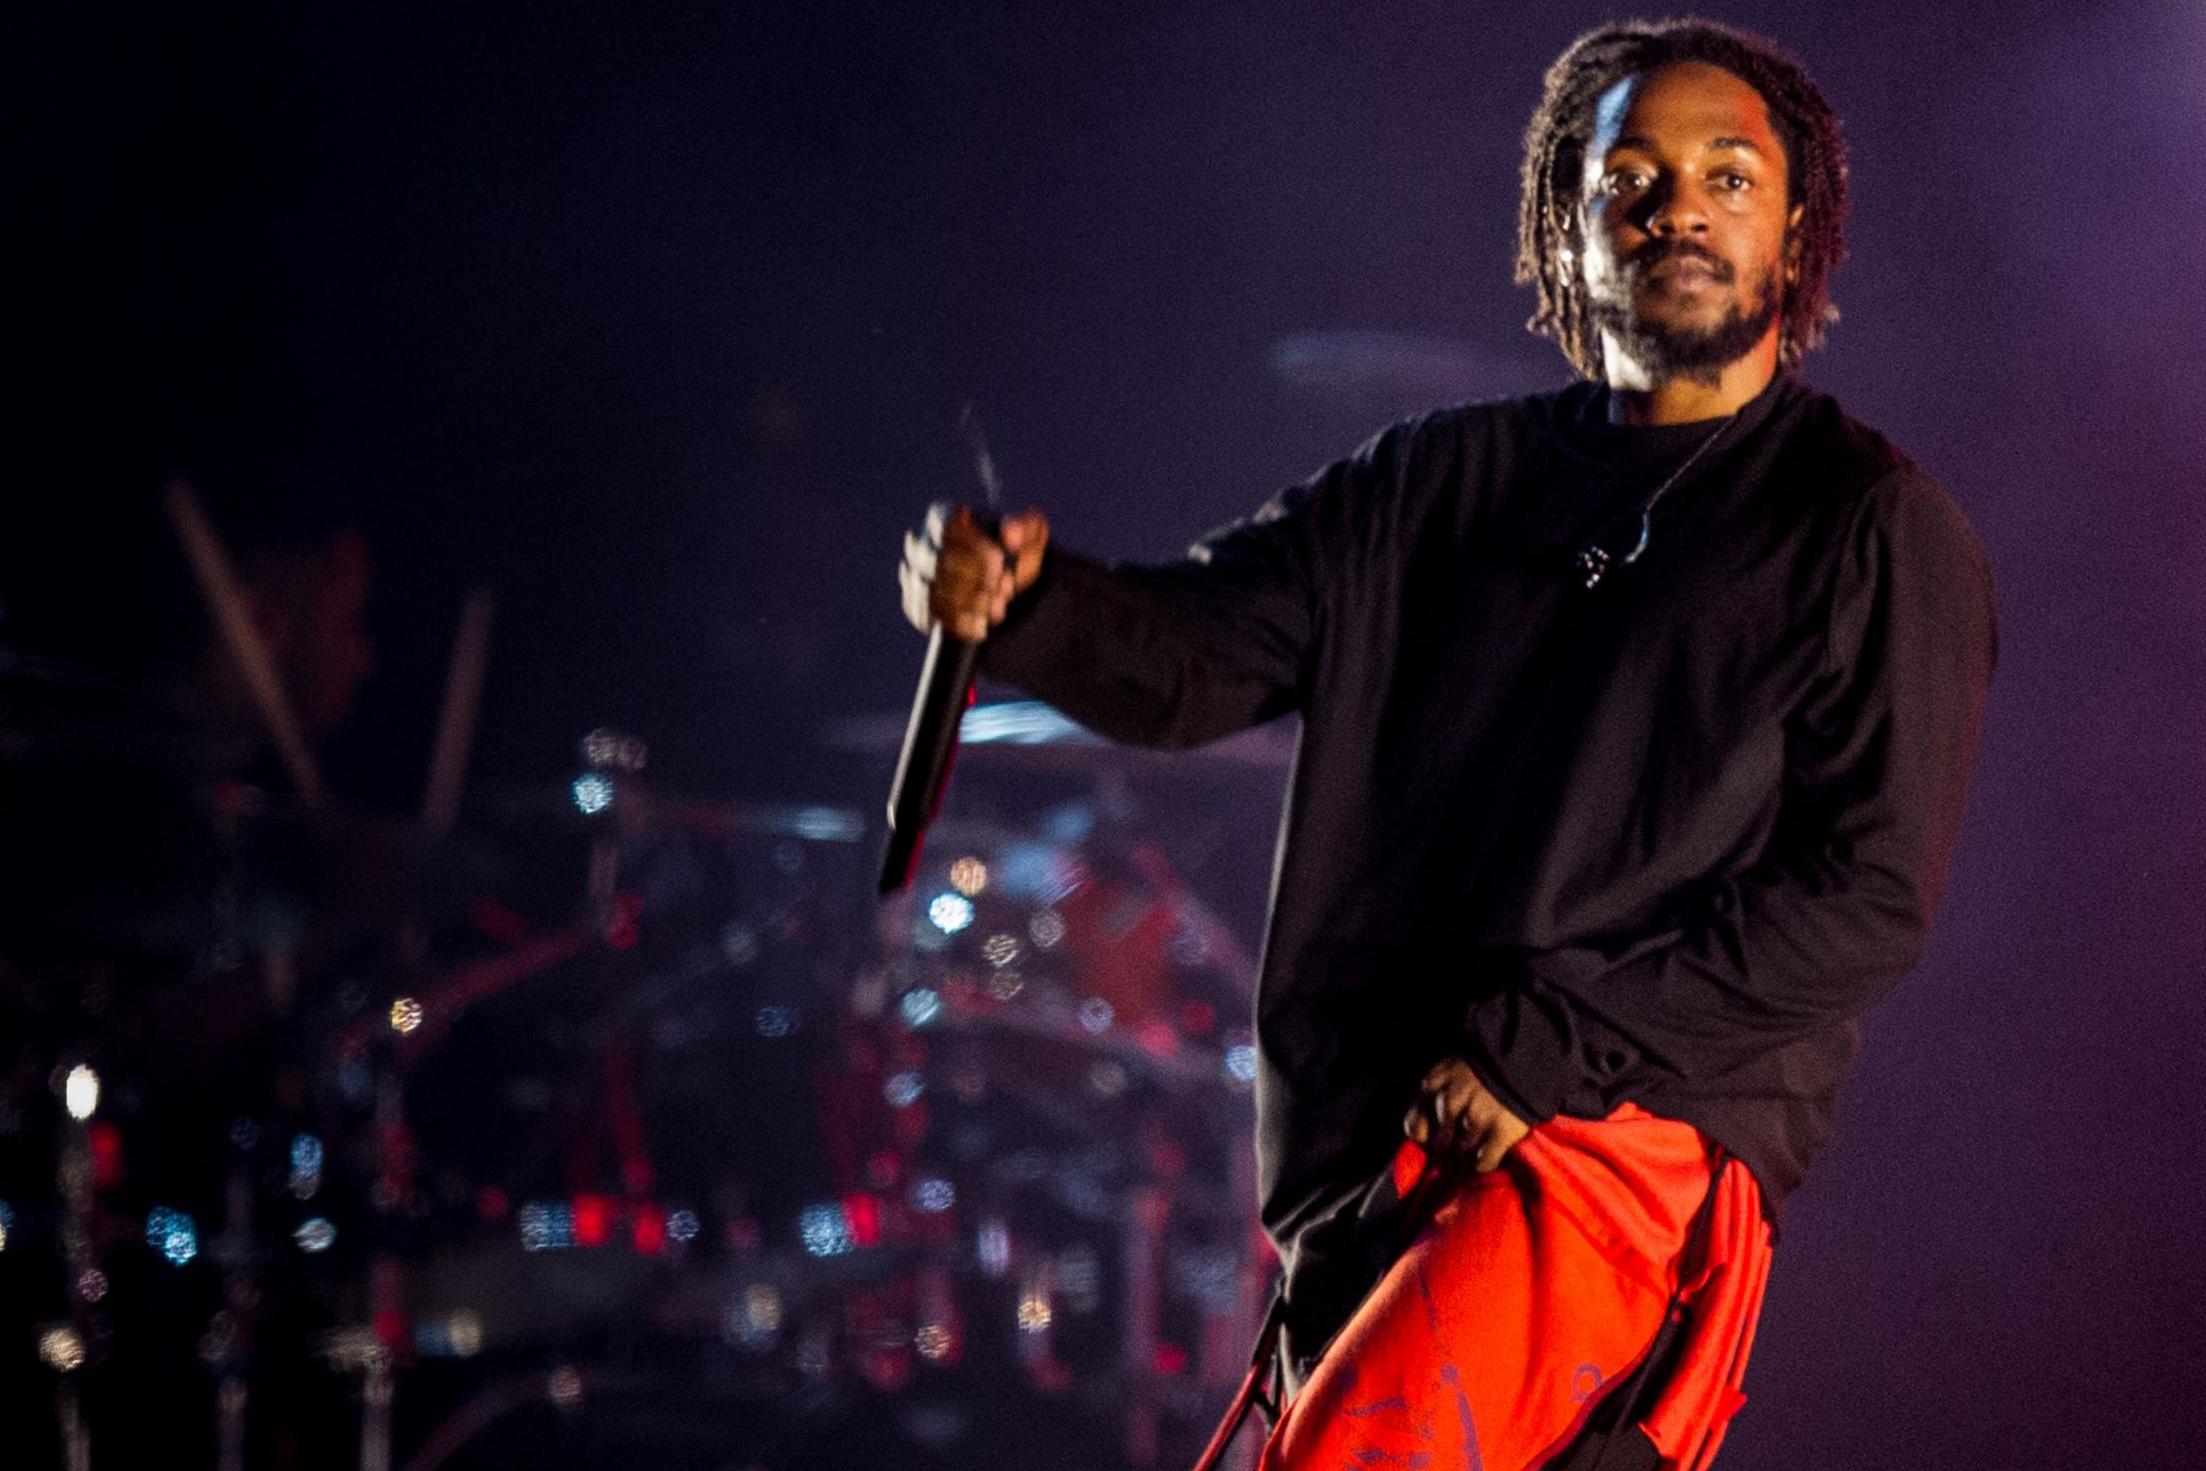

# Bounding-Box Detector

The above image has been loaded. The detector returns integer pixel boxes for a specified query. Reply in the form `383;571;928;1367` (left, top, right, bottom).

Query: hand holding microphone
880;501;1051;894
899;502;1051;642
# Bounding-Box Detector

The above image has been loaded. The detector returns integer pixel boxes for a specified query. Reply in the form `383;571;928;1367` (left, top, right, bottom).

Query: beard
1588;242;1781;386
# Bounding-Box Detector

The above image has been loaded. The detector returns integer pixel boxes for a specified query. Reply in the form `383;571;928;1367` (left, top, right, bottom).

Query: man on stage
899;19;1994;1469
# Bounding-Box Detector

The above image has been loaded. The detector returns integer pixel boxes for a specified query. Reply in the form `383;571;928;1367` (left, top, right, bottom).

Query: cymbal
825;698;1295;772
1269;327;1530;401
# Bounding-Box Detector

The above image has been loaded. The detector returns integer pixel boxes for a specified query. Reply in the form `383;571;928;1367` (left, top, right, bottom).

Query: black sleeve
973;421;1414;750
1459;469;1999;1122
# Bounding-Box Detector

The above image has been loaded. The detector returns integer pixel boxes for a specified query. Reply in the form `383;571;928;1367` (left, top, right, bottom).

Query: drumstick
161;480;326;807
421;587;496;832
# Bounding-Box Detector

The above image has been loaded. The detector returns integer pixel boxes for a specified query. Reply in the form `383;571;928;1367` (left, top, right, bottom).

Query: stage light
667;1209;701;1243
63;1064;99;1121
581;728;647;771
389;997;424;1034
146;1206;198;1266
981;932;1021;968
949;856;989;896
927;892;976;934
571;1194;613;1248
755;1005;799;1038
984;969;1024;1002
910;1177;955;1213
1224;1043;1259;1084
571;772;615;815
1016;1290;1053;1333
294;1218;337;1253
884;1071;925;1109
899;986;943;1029
915;1321;956;1362
842;1192;881;1248
799;1202;856;1257
0;1200;11;1252
1027;909;1067;949
519;1202;576;1251
76;1268;108;1302
1077;997;1115;1034
39;1326;86;1372
446;1310;484;1358
728;1283;784;1349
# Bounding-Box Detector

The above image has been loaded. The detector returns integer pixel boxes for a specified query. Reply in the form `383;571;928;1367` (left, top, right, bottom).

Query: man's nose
1640;177;1712;236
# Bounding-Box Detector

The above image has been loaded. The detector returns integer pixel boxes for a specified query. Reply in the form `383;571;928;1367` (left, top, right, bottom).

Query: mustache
1626;240;1735;282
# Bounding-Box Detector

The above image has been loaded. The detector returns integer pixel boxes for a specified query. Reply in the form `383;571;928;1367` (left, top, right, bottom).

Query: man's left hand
1404;1058;1531;1173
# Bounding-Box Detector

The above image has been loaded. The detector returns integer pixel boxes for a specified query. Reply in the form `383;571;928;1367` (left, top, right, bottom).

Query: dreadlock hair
1515;19;1848;378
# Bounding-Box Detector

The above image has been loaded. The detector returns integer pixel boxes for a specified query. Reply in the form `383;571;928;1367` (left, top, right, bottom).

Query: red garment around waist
1261;1104;1773;1471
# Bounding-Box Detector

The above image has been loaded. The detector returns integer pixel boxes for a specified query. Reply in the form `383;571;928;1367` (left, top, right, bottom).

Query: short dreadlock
1515;19;1848;378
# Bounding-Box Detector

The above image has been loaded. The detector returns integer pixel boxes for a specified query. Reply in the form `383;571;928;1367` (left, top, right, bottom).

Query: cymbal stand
210;1127;258;1471
46;1056;100;1471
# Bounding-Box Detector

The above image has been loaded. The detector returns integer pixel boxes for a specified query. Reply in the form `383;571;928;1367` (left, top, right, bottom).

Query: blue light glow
1077;997;1116;1034
519;1202;576;1251
799;1203;855;1258
146;1206;198;1266
911;1177;956;1213
927;892;975;934
667;1209;701;1243
899;987;943;1029
290;1133;324;1198
294;1217;337;1253
571;773;615;815
755;1005;799;1039
884;1071;925;1109
960;701;1104;747
1224;1044;1258;1084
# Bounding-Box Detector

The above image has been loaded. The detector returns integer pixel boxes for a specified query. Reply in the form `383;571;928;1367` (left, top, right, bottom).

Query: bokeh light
146;1206;198;1266
948;856;989;896
63;1063;99;1121
927;892;976;934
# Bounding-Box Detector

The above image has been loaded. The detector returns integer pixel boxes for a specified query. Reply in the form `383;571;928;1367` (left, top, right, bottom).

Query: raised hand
899;503;1051;642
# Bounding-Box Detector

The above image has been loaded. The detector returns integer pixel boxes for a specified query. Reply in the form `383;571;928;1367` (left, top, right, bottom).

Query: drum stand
47;1062;100;1471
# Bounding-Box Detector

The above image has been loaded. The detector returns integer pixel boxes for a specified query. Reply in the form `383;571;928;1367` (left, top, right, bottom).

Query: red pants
1259;1105;1772;1471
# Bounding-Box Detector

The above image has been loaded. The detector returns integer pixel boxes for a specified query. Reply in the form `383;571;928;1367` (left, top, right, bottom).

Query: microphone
877;600;985;895
881;405;1009;895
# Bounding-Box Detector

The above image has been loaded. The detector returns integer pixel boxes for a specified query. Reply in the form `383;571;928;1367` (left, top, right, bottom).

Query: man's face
1574;61;1800;383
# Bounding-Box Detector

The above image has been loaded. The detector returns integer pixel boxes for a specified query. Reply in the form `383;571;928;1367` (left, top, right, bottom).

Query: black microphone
879;508;999;895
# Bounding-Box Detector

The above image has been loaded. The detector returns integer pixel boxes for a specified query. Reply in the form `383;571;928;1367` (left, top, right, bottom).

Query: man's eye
1715;172;1752;192
1603;171;1647;194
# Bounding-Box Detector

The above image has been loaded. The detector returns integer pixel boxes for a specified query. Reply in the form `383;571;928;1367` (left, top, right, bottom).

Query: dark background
10;1;2205;1465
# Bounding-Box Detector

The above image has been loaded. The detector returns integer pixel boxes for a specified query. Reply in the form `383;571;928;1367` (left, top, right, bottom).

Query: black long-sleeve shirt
978;373;1996;1252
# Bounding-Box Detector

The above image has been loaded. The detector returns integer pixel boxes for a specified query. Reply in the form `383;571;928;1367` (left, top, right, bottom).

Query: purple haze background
15;1;2205;1465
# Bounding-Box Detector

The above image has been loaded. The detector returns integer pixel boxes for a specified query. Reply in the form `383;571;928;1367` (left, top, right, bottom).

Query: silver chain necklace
1571;413;1734;591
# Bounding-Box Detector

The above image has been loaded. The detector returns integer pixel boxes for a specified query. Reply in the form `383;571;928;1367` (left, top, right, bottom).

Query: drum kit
0;640;1283;1469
